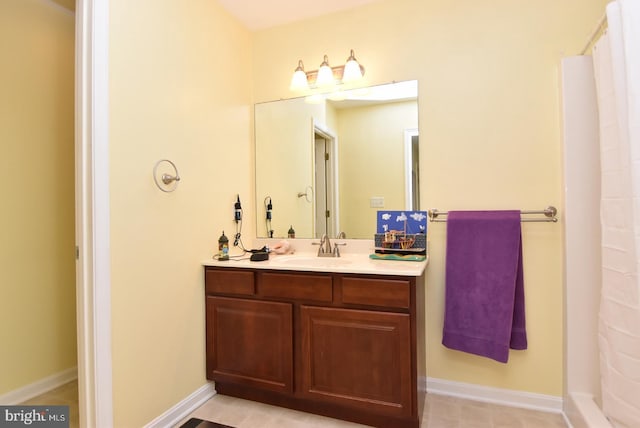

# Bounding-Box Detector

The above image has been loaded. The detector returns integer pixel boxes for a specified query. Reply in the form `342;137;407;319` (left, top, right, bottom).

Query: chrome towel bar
428;206;558;223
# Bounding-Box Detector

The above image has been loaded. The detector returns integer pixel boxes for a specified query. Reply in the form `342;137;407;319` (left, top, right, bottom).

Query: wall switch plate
370;197;384;208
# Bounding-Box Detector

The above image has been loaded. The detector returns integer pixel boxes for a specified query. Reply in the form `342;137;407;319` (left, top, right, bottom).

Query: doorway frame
404;128;419;210
312;121;339;238
75;0;112;426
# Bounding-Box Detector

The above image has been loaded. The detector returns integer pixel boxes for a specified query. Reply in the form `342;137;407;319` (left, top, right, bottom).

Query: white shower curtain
593;0;640;426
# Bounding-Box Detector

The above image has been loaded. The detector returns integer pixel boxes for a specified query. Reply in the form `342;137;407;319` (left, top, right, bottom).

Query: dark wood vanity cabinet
300;306;412;417
204;267;425;428
206;296;293;394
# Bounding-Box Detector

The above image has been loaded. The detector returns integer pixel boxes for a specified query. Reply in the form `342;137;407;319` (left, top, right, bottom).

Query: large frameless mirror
255;80;419;239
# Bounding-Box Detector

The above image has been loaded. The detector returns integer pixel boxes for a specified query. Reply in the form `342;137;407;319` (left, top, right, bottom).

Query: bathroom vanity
202;252;427;428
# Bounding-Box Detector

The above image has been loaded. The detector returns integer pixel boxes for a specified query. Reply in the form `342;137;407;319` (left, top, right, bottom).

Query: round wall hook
297;185;313;203
153;159;181;192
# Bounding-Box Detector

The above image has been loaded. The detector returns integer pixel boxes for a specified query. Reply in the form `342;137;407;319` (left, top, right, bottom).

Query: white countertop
202;239;428;277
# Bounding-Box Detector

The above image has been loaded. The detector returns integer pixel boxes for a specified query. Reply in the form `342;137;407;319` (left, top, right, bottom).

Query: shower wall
561;56;611;428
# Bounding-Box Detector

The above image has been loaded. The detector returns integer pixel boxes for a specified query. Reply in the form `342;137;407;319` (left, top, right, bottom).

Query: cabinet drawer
205;269;255;296
258;272;332;302
341;277;410;309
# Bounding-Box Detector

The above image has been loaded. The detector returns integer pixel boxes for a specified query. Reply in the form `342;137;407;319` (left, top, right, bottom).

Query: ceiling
47;0;382;30
216;0;382;30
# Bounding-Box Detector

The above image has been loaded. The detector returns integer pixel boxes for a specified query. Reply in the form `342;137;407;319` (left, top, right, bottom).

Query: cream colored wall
255;98;324;238
337;101;418;237
253;0;609;396
108;1;253;426
0;0;76;395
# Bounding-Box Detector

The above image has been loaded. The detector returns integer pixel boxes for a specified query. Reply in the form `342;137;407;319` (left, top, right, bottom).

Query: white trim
144;383;217;428
564;413;575;428
92;0;112;425
0;367;78;405
75;0;112;426
425;377;563;414
404;128;419;210
564;392;612;428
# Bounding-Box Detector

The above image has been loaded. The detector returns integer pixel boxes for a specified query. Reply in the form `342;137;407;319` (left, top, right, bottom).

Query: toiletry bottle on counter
218;231;229;260
288;225;295;239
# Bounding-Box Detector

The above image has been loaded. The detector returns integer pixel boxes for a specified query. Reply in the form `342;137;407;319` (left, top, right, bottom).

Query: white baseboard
0;367;78;405
425;377;563;414
144;382;217;428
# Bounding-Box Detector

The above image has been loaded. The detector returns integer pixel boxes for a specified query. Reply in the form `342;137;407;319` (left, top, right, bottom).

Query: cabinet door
206;296;293;393
300;306;412;417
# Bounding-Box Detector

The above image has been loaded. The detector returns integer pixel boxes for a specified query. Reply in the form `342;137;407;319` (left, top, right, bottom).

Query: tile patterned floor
21;380;568;428
19;381;79;428
183;391;568;428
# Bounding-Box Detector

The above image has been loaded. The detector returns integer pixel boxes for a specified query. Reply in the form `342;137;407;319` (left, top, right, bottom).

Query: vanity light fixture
315;55;335;88
342;49;364;83
289;49;365;91
290;60;309;91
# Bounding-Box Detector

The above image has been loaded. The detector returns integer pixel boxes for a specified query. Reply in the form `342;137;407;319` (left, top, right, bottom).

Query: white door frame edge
75;0;113;426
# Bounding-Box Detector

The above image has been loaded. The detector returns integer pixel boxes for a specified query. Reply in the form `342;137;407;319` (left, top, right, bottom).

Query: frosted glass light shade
289;60;309;91
315;55;335;88
290;69;309;91
342;50;363;83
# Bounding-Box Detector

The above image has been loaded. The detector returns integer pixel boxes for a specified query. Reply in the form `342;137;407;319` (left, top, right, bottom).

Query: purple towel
442;210;527;363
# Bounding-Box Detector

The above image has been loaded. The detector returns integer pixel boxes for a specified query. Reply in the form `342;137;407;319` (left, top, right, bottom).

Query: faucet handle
313;237;327;255
333;242;346;257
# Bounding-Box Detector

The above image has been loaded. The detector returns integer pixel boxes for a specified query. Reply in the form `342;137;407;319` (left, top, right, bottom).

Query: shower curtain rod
427;206;558;223
580;12;608;55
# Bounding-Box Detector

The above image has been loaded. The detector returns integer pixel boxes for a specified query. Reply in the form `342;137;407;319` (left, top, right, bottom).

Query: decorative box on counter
371;210;428;261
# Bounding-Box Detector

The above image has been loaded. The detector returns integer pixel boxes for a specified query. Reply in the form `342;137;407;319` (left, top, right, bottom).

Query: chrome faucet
315;234;333;257
314;234;346;257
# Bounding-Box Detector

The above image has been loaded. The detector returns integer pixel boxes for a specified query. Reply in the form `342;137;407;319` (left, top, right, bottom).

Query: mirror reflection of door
314;128;336;238
404;128;420;210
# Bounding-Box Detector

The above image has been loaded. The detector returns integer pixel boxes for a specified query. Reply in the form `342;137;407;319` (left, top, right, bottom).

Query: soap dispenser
288;225;295;239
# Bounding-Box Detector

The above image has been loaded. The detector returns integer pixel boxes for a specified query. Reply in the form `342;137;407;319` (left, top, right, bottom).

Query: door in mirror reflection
314;128;337;238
